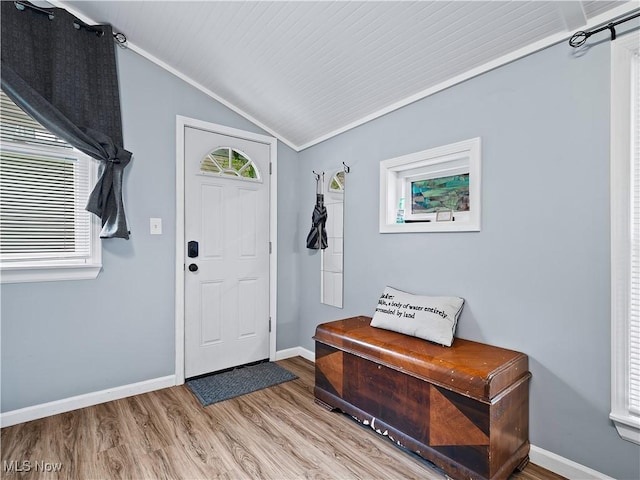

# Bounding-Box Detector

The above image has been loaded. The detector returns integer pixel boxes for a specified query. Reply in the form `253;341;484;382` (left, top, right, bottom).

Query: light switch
150;218;162;235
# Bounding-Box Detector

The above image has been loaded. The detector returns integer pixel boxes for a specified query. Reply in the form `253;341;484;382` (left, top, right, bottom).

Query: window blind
0;90;92;261
630;50;640;416
0;90;71;150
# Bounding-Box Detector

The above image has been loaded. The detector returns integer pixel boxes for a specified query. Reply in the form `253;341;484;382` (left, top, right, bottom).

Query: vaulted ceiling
58;1;636;151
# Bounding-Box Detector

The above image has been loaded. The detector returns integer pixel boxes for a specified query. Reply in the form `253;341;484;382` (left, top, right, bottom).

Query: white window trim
379;137;481;233
610;30;640;445
0;143;102;284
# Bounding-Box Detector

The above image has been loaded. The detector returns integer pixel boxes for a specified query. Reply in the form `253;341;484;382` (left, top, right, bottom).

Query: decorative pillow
370;286;464;347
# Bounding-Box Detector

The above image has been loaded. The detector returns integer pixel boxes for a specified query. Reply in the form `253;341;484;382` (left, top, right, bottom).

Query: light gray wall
2;19;638;480
0;46;300;412
297;38;639;479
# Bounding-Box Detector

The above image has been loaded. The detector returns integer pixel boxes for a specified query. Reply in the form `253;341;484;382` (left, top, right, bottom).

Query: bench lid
313;316;529;401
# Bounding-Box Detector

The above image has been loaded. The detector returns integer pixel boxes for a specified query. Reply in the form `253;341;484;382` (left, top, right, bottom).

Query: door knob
188;263;198;272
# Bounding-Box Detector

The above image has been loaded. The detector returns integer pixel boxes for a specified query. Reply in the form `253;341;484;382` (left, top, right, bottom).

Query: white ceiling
57;1;636;151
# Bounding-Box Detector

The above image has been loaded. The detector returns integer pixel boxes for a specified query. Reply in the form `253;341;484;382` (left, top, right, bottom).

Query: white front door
184;125;271;378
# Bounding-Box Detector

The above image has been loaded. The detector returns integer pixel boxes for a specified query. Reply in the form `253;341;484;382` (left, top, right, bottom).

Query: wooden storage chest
314;316;531;480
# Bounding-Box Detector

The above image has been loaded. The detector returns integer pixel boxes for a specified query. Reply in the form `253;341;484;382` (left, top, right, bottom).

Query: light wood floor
1;357;565;480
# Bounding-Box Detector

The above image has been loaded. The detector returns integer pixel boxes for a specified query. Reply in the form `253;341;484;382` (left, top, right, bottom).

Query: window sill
0;263;102;284
380;221;481;234
610;412;640;445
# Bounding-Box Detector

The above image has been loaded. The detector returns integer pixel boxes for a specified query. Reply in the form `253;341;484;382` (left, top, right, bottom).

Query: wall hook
343;161;351;174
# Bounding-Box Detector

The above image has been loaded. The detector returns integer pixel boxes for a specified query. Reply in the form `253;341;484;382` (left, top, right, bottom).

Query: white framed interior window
0;90;101;283
379;137;481;233
610;30;640;445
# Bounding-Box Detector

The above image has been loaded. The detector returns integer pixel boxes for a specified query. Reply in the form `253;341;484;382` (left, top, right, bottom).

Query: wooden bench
314;316;531;480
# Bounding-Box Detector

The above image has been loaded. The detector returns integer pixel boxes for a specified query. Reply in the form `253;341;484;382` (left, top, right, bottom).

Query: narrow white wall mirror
321;168;346;308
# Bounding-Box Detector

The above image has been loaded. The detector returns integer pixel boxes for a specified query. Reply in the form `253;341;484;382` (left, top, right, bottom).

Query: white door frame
175;115;278;384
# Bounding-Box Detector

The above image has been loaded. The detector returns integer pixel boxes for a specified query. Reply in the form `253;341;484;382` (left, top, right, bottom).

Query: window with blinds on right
610;30;640;445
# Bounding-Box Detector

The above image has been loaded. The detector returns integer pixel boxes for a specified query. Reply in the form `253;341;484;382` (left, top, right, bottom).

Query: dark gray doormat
186;362;298;407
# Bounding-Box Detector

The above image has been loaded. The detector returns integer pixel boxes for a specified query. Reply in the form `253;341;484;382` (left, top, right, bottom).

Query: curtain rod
13;1;127;45
569;10;640;47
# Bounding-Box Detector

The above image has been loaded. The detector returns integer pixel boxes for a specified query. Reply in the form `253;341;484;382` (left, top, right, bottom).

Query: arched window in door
200;147;260;181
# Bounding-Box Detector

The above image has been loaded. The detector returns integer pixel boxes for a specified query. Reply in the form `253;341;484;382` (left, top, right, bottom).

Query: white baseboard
1;349;315;429
0;351;613;480
0;375;176;428
275;346;315;363
529;445;613;480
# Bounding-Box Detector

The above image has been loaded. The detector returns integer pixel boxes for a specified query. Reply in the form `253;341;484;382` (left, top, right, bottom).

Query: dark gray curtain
1;2;132;239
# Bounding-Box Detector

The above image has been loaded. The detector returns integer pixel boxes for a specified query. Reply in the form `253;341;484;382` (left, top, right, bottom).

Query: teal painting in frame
411;173;470;214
